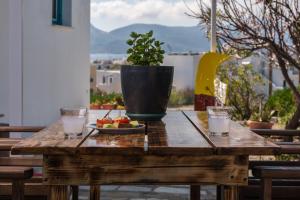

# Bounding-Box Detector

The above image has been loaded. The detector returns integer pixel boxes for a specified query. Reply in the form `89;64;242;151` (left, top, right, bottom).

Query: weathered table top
12;110;279;156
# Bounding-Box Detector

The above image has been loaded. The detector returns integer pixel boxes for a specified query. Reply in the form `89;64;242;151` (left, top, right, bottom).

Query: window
102;76;106;84
110;77;113;84
52;0;72;26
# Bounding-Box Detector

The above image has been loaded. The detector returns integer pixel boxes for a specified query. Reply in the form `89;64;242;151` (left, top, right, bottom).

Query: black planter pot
121;65;174;121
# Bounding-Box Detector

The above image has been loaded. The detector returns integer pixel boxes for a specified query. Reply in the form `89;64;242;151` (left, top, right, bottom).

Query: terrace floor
79;185;216;200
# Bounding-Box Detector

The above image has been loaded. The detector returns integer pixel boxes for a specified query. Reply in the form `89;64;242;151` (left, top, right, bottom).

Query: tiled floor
79;185;216;200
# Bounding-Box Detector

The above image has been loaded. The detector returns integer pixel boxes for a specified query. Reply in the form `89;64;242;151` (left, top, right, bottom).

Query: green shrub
266;88;296;124
218;63;265;120
90;90;124;105
168;88;194;107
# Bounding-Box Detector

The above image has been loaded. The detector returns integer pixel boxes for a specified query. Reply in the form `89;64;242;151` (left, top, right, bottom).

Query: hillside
90;24;209;54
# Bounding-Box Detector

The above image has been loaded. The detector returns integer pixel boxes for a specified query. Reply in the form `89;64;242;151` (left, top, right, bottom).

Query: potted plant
121;31;174;121
247;106;274;129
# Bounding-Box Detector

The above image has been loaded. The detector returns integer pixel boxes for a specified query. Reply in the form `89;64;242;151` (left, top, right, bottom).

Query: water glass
207;106;231;136
62;116;86;139
60;107;87;138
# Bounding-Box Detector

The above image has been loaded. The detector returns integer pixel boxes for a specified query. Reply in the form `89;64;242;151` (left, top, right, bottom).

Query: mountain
90;24;209;54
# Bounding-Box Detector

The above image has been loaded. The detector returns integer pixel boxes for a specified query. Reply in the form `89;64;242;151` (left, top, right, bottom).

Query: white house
96;70;122;93
0;0;90;127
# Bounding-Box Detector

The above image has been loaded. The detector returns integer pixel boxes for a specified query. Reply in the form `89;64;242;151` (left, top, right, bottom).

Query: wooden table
11;110;279;200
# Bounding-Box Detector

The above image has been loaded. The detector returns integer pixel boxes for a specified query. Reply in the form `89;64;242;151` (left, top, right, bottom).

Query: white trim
9;0;23;126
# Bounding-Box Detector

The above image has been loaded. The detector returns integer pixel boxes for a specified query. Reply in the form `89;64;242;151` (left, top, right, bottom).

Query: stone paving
79;185;216;200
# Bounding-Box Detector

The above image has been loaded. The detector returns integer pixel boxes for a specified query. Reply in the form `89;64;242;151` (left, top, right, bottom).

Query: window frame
52;0;63;25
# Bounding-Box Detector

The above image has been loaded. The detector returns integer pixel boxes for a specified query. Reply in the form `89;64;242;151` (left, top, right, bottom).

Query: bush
90;90;124;106
168;88;194;107
266;88;296;125
218;63;265;120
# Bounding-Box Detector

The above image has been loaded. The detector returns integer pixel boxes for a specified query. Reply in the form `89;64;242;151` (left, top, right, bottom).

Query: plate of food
88;116;145;134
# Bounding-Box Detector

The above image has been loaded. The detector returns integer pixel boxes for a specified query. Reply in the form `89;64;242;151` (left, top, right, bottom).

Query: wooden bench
0;166;33;200
0;126;79;200
237;129;300;200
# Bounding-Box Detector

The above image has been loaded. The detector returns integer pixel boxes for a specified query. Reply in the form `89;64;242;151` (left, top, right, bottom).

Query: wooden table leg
223;185;238;200
190;185;201;200
216;185;223;200
12;180;24;200
71;185;79;200
49;185;68;200
90;185;100;200
261;178;272;200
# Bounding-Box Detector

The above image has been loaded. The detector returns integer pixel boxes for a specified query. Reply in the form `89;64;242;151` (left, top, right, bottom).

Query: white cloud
91;0;200;31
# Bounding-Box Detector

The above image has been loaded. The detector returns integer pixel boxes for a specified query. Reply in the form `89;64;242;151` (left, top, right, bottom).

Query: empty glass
207;106;231;136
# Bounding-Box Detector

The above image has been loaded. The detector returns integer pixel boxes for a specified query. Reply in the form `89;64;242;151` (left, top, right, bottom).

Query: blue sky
91;0;201;31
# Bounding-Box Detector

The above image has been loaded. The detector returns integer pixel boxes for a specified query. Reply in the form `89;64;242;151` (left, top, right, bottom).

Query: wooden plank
43;154;248;186
0;126;45;133
0;182;48;196
252;129;300;137
183;111;279;155
147;111;214;155
11;110;110;155
0;157;43;167
274;142;300;154
0;166;33;179
0;138;22;151
11;121;82;155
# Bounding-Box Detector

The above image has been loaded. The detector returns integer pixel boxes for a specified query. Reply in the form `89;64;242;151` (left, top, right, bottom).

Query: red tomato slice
114;117;130;124
97;118;113;125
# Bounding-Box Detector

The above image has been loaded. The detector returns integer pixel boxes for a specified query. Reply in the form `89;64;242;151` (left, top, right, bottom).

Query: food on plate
114;116;130;124
130;121;139;127
96;116;140;129
96;117;113;128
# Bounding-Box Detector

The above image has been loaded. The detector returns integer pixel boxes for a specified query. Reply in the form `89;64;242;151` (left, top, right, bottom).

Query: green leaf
125;30;165;66
130;32;139;38
127;39;134;45
148;30;153;37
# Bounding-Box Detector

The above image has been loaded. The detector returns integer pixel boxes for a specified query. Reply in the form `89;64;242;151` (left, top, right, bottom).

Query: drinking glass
60;107;87;138
62;116;86;139
207;106;231;136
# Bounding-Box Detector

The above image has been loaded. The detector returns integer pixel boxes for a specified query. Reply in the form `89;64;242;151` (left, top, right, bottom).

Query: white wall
21;0;90;125
0;0;10;123
163;54;203;90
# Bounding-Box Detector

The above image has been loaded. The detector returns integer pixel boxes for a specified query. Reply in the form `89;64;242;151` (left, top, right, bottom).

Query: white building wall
0;0;10;123
0;0;90;126
22;0;90;125
163;54;203;90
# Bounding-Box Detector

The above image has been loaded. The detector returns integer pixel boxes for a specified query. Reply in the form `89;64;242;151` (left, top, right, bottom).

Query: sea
90;53;127;62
